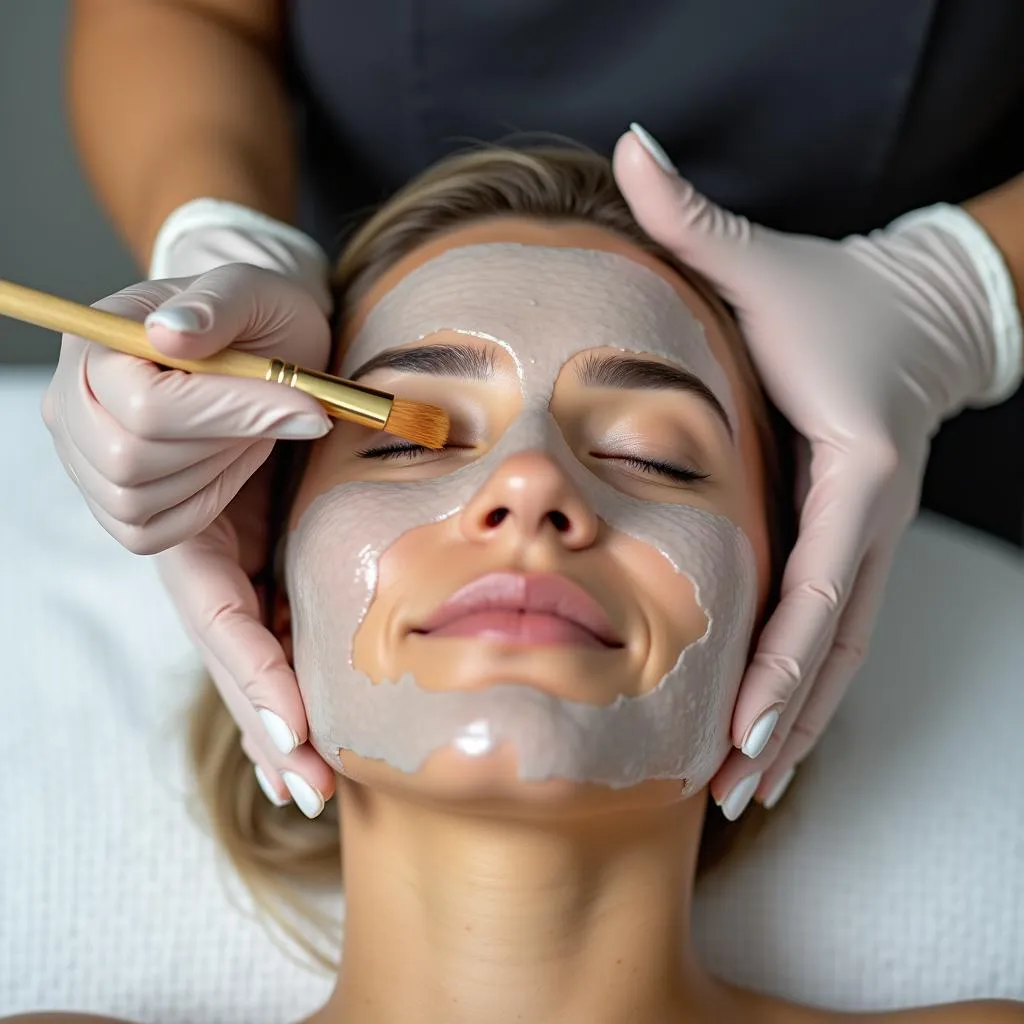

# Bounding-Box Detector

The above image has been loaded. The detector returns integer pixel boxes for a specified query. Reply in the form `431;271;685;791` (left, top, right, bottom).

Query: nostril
547;510;570;533
485;507;509;528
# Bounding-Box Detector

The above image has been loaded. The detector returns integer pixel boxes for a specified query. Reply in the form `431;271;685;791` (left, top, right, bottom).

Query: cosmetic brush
0;279;450;449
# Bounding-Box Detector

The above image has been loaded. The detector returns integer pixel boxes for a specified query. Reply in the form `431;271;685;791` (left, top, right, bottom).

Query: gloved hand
615;125;1023;820
41;201;339;815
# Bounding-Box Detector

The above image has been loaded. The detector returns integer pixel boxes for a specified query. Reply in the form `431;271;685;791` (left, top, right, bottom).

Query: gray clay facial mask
285;244;757;791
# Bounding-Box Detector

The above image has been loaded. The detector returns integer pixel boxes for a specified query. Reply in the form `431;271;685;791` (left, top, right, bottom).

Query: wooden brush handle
0;279;271;381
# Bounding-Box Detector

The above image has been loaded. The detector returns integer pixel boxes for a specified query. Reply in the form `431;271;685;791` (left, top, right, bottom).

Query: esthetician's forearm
68;0;296;268
964;171;1024;370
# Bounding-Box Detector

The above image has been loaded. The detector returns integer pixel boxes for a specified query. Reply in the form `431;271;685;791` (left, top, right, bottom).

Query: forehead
341;242;739;433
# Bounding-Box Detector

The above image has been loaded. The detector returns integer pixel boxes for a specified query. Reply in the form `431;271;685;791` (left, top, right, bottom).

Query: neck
315;779;734;1024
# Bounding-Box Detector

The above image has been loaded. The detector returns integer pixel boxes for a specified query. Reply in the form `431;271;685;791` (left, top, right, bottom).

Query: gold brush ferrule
267;360;393;430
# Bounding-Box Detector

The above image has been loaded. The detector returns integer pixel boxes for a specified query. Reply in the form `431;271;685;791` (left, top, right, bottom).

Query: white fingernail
282;772;325;818
258;708;298;755
273;413;331;440
145;305;206;333
253;764;290;807
629;122;677;174
761;766;796;810
741;707;781;759
718;772;763;822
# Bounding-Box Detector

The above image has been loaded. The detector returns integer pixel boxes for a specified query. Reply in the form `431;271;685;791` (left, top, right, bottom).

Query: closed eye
356;442;432;461
591;452;710;486
355;442;472;461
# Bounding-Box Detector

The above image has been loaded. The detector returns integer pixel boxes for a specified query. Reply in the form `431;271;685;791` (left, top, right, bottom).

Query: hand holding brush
0;275;449;453
3;264;448;816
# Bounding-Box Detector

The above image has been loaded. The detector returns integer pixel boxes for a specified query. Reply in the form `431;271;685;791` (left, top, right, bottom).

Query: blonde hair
188;144;792;970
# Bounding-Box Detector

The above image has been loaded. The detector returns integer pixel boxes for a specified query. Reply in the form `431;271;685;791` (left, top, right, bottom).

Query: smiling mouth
413;572;624;650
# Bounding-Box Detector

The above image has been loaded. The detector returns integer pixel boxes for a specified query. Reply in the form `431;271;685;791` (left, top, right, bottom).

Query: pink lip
415;572;623;649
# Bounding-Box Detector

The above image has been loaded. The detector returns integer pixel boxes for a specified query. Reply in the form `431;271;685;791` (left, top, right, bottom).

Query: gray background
1;1;137;367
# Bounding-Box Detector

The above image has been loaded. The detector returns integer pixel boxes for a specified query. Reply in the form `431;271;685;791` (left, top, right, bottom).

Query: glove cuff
148;199;333;315
888;203;1022;406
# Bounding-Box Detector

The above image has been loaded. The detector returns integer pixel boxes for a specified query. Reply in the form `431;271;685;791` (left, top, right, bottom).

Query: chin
334;743;687;820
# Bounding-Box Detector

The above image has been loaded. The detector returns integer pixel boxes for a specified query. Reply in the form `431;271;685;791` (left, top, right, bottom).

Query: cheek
351;519;455;682
612;534;708;691
375;521;436;592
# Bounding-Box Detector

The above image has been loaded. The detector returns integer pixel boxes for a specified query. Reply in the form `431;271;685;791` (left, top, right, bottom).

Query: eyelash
594;453;709;486
355;442;442;461
356;443;709;486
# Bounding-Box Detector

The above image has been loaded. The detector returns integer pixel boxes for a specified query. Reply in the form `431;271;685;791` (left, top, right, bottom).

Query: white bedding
1;367;1021;1020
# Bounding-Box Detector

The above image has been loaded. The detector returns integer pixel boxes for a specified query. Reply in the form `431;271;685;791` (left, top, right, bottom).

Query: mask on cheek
284;245;758;791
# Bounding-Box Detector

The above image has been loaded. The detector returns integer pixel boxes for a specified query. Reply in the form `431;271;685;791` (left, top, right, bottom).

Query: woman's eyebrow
576;353;733;437
349;343;494;381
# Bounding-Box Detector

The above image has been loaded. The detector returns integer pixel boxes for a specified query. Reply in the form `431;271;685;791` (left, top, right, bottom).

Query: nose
461;451;598;549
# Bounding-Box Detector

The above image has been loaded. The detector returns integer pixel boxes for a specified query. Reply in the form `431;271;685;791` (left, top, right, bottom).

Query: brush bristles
384;398;450;449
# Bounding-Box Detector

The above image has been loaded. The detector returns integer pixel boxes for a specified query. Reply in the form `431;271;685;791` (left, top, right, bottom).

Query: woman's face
285;218;772;813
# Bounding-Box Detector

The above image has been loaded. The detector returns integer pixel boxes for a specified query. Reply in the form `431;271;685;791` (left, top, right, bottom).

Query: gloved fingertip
740;705;782;759
270;412;332;440
257;707;299;755
253;764;291;807
282;772;326;818
760;765;797;810
145;304;211;335
717;771;763;821
627;122;677;174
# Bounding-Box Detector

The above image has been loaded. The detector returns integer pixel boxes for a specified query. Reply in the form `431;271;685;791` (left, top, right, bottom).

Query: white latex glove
615;125;1023;819
41;201;337;814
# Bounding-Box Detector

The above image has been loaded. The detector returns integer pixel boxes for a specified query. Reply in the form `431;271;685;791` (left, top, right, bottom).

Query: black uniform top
284;0;1024;545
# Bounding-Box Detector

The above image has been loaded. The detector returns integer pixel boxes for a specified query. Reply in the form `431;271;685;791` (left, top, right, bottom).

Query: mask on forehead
285;244;757;791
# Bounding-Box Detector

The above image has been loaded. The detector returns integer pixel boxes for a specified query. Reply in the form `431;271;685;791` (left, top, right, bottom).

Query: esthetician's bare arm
68;0;294;266
966;171;1024;372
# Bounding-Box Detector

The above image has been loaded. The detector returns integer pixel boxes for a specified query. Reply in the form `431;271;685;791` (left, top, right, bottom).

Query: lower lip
421;611;607;648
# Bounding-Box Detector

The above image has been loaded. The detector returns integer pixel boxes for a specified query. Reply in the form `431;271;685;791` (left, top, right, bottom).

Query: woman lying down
9;147;1022;1024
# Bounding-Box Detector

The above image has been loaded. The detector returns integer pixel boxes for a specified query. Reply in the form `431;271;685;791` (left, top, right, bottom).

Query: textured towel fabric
1;369;1021;1020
